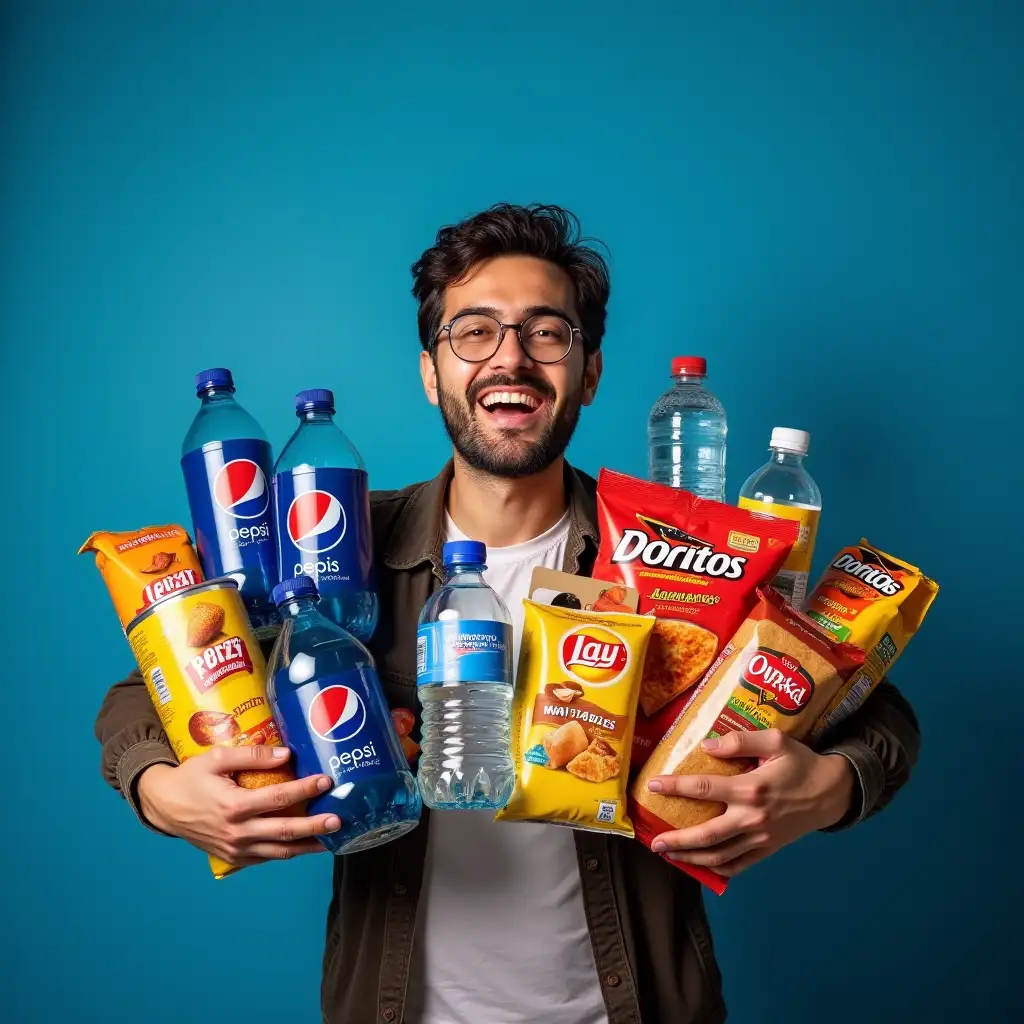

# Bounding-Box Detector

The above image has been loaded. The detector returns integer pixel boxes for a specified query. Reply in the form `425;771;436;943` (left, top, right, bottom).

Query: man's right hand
136;745;340;867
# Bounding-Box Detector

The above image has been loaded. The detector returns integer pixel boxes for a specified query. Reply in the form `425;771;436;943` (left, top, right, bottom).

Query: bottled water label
737;499;820;608
416;619;511;686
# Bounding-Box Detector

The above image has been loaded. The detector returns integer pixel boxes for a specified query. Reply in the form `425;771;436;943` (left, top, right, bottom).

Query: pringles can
126;578;292;878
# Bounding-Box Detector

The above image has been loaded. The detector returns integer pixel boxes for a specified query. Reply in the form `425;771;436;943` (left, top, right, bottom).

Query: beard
436;370;583;479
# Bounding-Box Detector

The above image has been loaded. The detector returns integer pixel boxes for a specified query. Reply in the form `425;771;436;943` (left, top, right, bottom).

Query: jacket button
605;972;621;988
393;883;407;897
585;858;600;872
381;1009;396;1022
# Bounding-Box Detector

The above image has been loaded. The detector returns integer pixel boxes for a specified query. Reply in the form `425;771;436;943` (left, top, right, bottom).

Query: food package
495;601;655;835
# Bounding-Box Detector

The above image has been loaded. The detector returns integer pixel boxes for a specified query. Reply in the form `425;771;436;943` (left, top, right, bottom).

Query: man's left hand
647;729;855;877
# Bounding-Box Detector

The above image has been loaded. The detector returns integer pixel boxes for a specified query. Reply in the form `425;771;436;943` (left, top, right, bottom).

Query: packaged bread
495;601;655;835
631;587;864;892
593;469;800;765
804;539;938;740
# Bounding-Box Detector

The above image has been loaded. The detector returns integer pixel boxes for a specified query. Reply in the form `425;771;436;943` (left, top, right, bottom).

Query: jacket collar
383;460;599;573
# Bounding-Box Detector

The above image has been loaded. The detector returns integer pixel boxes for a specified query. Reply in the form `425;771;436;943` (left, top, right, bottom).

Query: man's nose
487;324;535;372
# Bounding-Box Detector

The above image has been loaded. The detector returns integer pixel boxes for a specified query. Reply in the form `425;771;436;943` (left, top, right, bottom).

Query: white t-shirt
404;512;609;1024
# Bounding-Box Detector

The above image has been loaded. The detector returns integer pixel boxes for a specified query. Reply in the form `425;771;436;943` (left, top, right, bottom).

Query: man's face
420;255;602;478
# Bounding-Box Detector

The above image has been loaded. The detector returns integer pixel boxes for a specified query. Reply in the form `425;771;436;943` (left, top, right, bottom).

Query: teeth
481;391;540;409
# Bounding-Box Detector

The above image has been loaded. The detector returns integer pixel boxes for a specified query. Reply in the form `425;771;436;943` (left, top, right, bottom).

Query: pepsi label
274;467;374;595
272;668;398;788
416;620;512;686
181;439;278;605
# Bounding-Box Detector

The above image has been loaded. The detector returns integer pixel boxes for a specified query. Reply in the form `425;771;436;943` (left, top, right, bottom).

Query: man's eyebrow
523;305;576;322
447;305;502;320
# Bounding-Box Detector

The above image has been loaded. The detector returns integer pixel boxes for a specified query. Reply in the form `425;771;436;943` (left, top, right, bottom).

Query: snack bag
631;587;864;894
804;540;938;740
78;526;204;630
495;601;655;835
593;469;799;765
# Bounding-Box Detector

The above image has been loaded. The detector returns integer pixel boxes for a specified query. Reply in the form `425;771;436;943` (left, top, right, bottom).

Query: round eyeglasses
437;313;581;364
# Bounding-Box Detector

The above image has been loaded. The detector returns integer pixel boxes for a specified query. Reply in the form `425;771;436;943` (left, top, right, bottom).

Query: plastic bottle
273;389;378;642
648;356;728;501
415;540;515;810
266;575;421;854
180;368;278;630
739;427;822;607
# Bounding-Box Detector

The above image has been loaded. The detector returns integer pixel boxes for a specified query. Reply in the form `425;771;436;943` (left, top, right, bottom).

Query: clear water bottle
273;389;379;642
648;356;728;500
739;428;822;608
266;575;421;854
180;368;278;630
415;541;515;810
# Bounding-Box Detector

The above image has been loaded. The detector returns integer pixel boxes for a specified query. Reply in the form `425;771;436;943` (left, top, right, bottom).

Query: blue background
2;1;1020;1021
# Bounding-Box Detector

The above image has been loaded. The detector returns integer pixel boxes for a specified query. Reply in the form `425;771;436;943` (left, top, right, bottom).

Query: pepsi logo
307;684;366;742
214;460;269;519
288;490;347;554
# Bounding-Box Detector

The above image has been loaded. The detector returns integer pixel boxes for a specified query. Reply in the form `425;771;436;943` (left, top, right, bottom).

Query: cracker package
496;600;655;835
79;525;205;630
631;587;864;894
804;539;938;741
593;469;799;765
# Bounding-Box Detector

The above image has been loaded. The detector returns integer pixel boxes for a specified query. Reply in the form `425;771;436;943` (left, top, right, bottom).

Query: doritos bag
593;470;799;765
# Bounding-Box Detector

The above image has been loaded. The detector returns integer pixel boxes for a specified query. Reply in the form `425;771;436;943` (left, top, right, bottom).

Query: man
95;204;920;1023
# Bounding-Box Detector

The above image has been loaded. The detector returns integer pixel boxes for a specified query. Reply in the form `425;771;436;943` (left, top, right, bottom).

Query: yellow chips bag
496;600;655;836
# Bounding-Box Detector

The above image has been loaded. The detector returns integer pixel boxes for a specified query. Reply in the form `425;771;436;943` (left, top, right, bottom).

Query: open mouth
476;387;547;427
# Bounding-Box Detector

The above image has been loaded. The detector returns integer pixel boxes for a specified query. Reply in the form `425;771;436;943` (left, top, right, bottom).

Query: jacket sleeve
94;669;178;829
819;678;921;831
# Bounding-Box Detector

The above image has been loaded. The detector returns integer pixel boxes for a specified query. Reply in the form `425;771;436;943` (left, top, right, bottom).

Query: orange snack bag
79;526;204;629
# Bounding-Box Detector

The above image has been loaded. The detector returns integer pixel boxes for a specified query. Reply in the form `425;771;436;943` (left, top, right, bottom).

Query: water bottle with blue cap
416;540;515;810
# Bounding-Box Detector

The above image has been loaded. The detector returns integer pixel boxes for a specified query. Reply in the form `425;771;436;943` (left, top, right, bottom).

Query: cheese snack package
804;539;938;741
593;469;799;765
631;587;864;894
496;601;655;835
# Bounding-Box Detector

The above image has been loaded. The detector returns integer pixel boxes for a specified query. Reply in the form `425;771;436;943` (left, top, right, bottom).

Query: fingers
647;773;738;803
243;812;342;843
203;744;292;775
651;808;750;854
233;773;336;818
233;839;330;865
701;728;788;761
664;831;772;870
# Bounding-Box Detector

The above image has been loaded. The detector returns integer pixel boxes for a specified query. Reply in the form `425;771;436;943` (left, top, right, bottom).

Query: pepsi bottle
181;368;278;630
266;575;421;854
273;389;378;642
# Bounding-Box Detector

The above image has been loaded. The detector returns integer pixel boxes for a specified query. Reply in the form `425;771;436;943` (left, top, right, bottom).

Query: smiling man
95;204;920;1024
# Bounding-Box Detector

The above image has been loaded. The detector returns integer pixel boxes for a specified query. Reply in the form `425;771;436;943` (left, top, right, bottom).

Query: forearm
818;679;920;831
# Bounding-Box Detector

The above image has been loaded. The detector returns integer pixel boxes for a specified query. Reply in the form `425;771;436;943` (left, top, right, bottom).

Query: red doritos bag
593;469;799;765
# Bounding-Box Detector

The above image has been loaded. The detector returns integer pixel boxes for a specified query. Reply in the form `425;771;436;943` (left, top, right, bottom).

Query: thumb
201;743;292;776
701;728;788;761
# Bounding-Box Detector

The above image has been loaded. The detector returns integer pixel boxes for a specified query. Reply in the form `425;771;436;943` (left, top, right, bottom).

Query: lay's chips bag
804;539;938;740
496;601;655;836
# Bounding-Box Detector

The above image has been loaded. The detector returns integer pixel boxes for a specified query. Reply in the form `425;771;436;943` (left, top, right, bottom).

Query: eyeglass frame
434;311;584;364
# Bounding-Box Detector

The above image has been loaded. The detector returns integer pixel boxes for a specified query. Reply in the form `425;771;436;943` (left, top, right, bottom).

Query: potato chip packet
496;600;655;836
79;525;204;630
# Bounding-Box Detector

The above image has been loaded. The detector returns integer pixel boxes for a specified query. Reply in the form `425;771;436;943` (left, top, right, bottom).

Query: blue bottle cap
272;575;319;605
194;368;234;393
295;389;335;414
442;540;486;567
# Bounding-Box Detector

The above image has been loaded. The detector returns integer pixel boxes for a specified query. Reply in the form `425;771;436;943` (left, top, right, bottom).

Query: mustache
466;373;557;406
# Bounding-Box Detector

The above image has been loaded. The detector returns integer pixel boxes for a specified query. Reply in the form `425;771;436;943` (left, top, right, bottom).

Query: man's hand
137;745;340;867
647;729;854;877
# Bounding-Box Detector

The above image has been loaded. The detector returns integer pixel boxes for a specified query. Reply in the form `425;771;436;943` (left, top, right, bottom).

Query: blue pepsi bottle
181;368;278;630
273;390;378;642
266;576;421;854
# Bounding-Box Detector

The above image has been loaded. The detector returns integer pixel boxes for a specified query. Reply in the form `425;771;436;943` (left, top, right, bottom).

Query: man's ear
420;349;440;407
581;350;602;407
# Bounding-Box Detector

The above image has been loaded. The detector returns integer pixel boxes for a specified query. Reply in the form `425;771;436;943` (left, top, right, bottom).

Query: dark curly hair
411;203;610;354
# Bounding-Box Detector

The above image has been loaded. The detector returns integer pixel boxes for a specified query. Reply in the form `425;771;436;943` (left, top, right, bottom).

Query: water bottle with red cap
647;356;728;500
273;389;379;641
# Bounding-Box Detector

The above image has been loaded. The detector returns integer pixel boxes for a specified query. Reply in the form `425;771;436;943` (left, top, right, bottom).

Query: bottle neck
298;409;335;424
279;596;317;617
199;387;236;403
672;373;706;385
770;447;805;466
445;562;486;581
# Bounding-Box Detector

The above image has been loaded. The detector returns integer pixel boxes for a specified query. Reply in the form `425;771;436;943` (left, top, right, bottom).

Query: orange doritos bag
78;525;204;629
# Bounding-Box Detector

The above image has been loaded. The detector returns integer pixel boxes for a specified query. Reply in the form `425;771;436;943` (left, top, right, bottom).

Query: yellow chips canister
126;578;291;877
496;601;655;836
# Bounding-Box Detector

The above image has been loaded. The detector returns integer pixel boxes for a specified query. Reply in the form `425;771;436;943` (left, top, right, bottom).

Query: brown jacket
95;462;921;1024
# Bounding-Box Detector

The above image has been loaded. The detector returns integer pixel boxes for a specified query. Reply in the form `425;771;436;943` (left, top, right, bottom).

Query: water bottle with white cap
739;428;822;608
